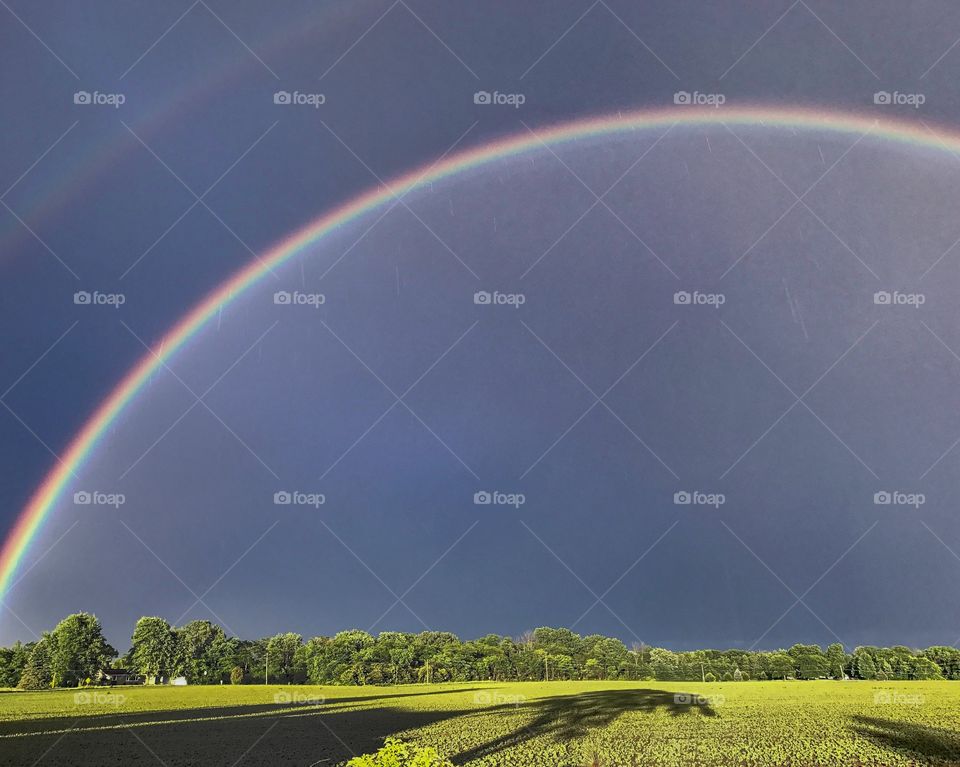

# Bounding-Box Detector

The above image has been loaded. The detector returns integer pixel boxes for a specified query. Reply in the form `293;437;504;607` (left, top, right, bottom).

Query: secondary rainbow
3;105;959;602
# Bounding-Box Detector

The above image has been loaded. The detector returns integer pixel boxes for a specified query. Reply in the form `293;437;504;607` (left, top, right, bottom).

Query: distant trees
177;620;232;684
921;647;960;679
266;633;304;683
826;643;849;679
131;617;179;682
766;652;794;680
47;613;116;687
17;638;52;689
0;641;29;687
854;649;877;679
4;614;960;688
13;613;116;690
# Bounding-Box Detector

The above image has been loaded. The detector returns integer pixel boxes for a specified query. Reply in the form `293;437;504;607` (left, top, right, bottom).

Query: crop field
1;681;958;766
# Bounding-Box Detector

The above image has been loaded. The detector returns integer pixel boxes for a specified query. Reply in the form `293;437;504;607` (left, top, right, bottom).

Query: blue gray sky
3;0;960;650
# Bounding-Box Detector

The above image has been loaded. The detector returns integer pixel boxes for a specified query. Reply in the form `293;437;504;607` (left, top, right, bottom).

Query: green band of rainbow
2;105;958;604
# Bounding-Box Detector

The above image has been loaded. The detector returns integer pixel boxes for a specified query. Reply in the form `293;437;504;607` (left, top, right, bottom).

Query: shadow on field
3;704;468;767
1;689;487;767
452;688;715;764
0;687;484;738
851;716;960;764
3;687;708;767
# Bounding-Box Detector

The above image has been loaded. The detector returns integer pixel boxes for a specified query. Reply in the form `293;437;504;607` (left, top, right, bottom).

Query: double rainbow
2;106;957;604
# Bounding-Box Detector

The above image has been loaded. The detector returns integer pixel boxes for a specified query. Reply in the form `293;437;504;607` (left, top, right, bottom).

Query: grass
1;681;958;766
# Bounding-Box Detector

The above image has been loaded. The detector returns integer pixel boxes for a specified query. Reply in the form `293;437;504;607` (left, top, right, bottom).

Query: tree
532;628;582;661
0;641;29;688
583;658;600;679
767;653;794;680
230;666;244;685
922;647;960;679
649;648;679;681
131;617;179;682
877;659;893;680
18;639;52;690
825;643;848;679
796;653;829;680
909;656;943;680
177;620;231;683
854;650;876;680
266;633;303;683
47;612;116;687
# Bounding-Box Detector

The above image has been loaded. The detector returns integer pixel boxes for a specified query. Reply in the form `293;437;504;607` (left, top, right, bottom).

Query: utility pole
265;650;268;686
701;662;705;683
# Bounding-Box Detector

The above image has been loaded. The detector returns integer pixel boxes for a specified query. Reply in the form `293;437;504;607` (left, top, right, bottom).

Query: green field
1;681;958;766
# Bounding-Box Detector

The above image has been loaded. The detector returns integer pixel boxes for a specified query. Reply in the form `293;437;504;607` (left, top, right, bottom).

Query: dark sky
3;0;960;651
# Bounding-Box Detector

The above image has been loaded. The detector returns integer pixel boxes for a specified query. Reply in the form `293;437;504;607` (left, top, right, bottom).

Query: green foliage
796;653;830;680
5;613;960;688
131;617;179;681
855;649;877;680
0;641;29;688
230;666;244;685
265;632;304;683
18;638;52;689
910;657;944;681
47;612;116;687
346;737;453;767
177;620;232;683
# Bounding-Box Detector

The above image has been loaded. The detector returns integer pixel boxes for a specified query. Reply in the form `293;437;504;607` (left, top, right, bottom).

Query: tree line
2;612;957;689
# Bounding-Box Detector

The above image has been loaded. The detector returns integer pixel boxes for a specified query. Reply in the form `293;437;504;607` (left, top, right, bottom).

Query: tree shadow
0;686;485;737
453;688;715;764
2;687;711;766
1;700;473;766
851;715;960;764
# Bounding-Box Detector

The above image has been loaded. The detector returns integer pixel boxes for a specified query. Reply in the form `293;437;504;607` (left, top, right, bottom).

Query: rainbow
3;105;959;604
